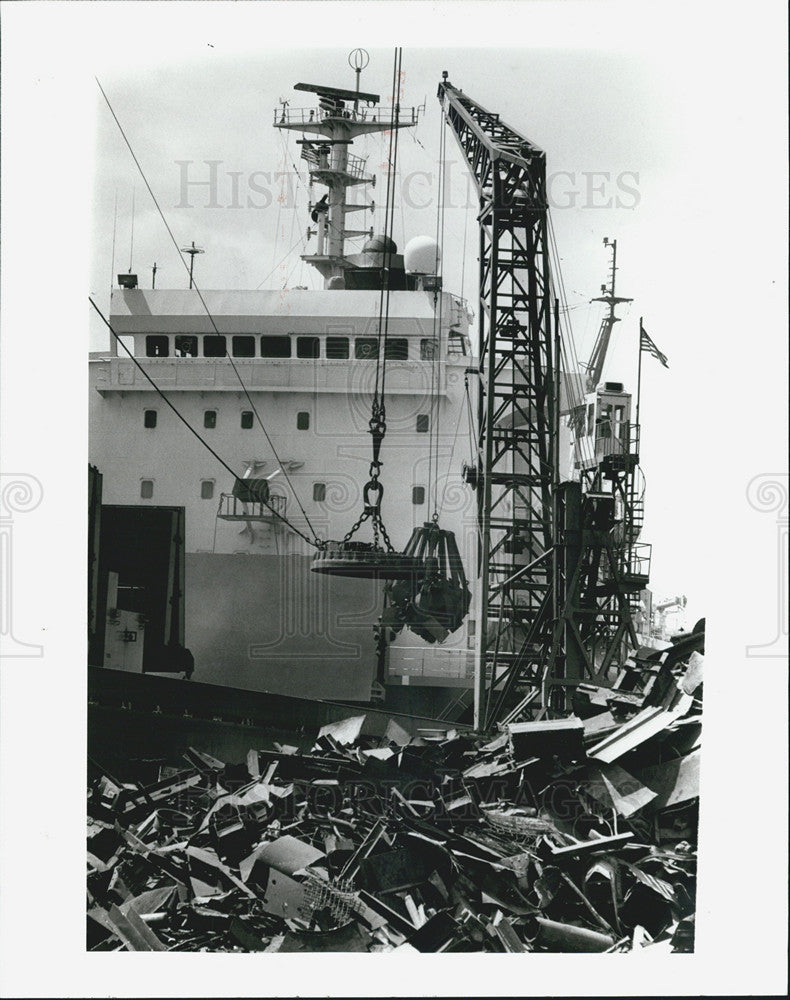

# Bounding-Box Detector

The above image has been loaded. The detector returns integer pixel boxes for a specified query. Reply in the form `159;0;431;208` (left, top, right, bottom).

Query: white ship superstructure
89;66;482;713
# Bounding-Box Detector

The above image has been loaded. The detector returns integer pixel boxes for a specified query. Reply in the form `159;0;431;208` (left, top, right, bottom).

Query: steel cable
96;77;322;546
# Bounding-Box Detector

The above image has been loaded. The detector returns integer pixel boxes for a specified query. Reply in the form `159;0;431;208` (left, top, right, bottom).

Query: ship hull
182;552;381;701
180;552;473;718
88;666;471;779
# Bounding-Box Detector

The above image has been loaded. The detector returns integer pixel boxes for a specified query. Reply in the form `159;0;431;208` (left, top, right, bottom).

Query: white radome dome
404;235;440;275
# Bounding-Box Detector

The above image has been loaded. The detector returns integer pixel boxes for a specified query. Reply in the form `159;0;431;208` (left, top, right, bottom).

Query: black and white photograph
0;0;787;995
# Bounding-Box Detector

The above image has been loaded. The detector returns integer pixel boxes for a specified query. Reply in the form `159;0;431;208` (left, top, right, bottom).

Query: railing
625;541;652;580
344;152;371;181
594;418;630;462
624;499;645;545
274;106;421;127
447;332;468;355
387;646;474;681
92;356;448;395
307;150;372;182
627;422;641;456
600;540;651;587
216;492;287;523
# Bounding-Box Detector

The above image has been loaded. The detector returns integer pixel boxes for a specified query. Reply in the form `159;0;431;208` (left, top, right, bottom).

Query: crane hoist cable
374;48;403;406
343;48;403;552
546;209;598;472
437;403;466;519
311;48;417;580
426;109;447;521
271;131;291;272
347;48;401;546
378;94;471;641
460;187;469;303
464;370;476;466
255;234;305;290
95;77;322;548
284;136;300;273
89;297;317;549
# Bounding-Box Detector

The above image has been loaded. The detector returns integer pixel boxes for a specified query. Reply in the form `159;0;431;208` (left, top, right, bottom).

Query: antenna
128;186;135;271
348;48;370;112
152;262;158;289
109;188;118;296
591;238;632;315
584;238;633;391
180;241;204;289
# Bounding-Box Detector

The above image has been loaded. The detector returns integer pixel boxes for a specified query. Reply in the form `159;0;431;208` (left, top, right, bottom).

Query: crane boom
438;75;558;729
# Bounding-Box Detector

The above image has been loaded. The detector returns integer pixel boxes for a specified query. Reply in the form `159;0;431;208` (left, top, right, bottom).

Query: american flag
640;322;669;368
300;144;319;166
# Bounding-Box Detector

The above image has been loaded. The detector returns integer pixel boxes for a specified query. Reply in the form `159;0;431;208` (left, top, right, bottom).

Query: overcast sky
90;43;674;350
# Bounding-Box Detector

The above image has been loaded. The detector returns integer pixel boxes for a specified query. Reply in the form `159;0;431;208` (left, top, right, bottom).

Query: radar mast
274;51;420;286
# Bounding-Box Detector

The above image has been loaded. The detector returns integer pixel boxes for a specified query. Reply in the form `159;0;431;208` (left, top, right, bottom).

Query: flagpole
636;316;644;432
629;316;645;626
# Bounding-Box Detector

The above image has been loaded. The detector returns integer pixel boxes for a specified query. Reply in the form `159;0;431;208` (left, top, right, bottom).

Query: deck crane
583;238;632;393
653;594;687;640
438;75;644;730
569;238;633;471
437;75;557;730
570;238;650;657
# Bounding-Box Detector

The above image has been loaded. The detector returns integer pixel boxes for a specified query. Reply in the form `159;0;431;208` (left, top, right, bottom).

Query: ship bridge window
385;339;409;360
297;336;320;359
204;410;217;429
240;410;254;429
140;479;154;499
232;335;255;357
326;336;349;359
145;336;169;357
313;482;326;502
297;411;310;430
203;336;227;357
420;338;439;360
355;337;378;359
200;480;215;500
143;409;157;429
412;486;426;505
416;414;430;433
175;335;198;357
261;335;291;358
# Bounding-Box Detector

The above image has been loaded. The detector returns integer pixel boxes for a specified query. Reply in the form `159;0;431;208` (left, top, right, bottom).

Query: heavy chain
338;396;397;550
341;477;394;552
372;514;380;550
376;515;395;552
342;507;370;544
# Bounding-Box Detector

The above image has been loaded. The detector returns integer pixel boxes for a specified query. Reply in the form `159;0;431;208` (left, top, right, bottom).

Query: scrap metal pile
87;630;703;953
